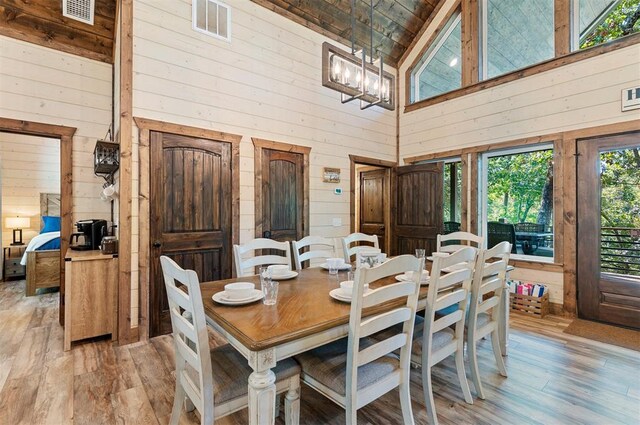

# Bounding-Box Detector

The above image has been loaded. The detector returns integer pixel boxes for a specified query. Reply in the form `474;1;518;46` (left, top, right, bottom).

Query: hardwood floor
1;279;639;424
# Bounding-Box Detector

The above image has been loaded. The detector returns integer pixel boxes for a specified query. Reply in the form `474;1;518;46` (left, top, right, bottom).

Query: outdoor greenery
581;0;640;49
600;147;640;276
443;162;462;223
486;149;554;226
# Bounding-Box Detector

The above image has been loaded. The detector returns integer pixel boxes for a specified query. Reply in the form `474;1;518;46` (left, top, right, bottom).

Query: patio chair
233;238;291;277
443;221;461;234
486;222;517;253
160;256;301;424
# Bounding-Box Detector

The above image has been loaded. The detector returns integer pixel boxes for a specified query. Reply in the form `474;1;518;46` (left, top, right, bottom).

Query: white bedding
20;231;61;266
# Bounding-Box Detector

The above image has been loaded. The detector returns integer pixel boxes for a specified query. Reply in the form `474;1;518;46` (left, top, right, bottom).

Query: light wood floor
1;279;639;425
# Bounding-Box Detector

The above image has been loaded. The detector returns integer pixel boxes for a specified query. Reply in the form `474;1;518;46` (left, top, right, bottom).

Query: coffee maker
70;219;108;251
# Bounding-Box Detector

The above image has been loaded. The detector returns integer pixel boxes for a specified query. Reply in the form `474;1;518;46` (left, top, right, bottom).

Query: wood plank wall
0;36;112;226
129;0;397;335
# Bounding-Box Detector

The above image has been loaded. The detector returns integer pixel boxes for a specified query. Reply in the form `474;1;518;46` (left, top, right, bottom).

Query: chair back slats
341;232;379;262
432;309;463;333
344;255;424;411
165;283;194;313
434;268;472;290
292;235;336;270
174;332;201;370
362;282;416;308
359;307;411;338
478;296;500;315
233;238;292;277
170;306;198;344
357;334;408;367
433;287;467;312
483;260;506;279
480;275;503;296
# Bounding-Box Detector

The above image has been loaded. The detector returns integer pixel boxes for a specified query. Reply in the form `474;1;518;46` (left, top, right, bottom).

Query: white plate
394;274;430;286
320;263;352;271
329;288;371;303
213;289;264;305
268;270;298;280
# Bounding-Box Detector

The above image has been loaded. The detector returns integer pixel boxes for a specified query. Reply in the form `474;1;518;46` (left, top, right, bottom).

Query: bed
22;193;61;296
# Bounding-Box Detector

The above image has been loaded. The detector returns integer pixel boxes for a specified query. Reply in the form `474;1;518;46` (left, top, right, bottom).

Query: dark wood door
149;131;233;336
392;163;443;256
359;168;387;244
259;149;305;242
577;133;640;329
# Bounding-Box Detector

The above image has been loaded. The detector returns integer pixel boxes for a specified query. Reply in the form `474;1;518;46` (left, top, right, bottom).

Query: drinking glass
258;266;270;291
262;279;279;305
328;259;339;275
415;248;426;259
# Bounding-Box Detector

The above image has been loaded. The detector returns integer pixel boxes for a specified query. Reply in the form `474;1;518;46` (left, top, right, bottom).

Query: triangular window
410;12;462;102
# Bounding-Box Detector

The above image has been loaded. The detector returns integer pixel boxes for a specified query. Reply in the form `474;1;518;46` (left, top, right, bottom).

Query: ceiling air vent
62;0;95;25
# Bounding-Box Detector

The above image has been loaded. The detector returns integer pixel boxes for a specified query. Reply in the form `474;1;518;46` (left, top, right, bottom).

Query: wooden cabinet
64;250;118;351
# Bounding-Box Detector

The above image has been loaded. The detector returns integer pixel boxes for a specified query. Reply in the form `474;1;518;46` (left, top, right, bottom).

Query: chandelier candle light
321;0;395;110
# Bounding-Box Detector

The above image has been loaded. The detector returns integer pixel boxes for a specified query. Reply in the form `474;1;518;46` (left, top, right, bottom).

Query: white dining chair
295;255;425;425
160;256;301;425
467;241;510;399
233;238;292;277
291;235;337;270
341;232;380;263
414;247;477;425
436;231;483;253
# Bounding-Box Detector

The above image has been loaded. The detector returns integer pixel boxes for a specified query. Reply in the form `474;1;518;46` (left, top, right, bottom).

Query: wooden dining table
200;266;511;425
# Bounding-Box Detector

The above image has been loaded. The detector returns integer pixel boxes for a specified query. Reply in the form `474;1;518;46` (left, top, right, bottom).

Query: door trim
349;155;396;255
136;117;241;340
252;138;311;242
0;117;74;327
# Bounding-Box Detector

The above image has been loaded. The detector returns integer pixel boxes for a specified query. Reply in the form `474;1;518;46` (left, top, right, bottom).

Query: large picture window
480;144;555;260
482;0;555;80
410;12;461;102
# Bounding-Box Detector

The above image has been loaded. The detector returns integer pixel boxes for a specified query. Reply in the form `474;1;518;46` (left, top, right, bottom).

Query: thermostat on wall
334;188;343;195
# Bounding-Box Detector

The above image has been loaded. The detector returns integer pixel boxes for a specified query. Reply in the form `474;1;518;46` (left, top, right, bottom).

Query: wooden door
149;131;233;336
392;163;443;256
359;168;387;244
577;133;640;329
258;148;305;242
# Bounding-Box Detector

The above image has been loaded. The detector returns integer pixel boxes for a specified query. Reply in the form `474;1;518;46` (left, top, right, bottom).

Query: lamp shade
5;217;30;229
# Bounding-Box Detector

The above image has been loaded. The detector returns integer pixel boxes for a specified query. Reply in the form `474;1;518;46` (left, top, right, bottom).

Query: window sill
509;258;563;273
404;32;640;113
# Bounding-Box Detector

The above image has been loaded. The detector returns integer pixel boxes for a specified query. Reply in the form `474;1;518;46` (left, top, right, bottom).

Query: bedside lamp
6;217;30;246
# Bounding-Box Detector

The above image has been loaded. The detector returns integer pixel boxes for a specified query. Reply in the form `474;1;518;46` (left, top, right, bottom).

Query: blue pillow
41;216;61;234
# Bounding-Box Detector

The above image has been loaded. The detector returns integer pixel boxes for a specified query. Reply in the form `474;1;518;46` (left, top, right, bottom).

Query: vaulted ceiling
251;0;444;66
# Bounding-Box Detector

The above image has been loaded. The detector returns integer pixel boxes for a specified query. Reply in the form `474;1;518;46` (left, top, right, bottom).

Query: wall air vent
62;0;95;25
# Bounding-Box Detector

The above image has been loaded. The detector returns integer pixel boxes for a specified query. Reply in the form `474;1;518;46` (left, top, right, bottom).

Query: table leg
248;349;277;425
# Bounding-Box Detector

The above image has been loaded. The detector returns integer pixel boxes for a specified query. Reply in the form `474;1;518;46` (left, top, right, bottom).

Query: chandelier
321;0;395;111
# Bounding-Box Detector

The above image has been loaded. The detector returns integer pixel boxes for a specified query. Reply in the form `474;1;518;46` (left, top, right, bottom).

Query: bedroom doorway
0;117;74;325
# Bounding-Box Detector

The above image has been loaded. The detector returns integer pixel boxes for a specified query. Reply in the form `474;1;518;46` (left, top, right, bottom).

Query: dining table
200;265;512;425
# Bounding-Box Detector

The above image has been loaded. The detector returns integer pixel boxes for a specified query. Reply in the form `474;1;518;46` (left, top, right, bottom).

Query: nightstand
3;246;26;281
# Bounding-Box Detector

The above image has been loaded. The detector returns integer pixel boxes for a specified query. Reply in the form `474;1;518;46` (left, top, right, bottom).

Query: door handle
263;231;272;239
153;241;162;248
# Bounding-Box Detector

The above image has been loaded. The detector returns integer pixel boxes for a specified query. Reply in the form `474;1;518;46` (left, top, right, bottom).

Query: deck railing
601;227;640;277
